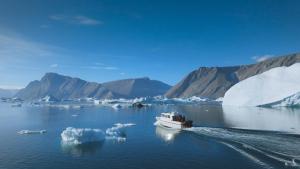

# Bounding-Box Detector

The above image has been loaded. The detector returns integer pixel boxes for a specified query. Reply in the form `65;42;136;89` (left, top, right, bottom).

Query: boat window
162;114;170;118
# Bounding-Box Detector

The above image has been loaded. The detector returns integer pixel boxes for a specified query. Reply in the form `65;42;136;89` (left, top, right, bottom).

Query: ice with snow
61;123;135;145
112;104;122;109
105;123;136;142
223;63;300;107
61;127;105;145
264;92;300;107
18;130;47;134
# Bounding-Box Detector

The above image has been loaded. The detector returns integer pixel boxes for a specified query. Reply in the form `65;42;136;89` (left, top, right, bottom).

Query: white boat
155;112;193;129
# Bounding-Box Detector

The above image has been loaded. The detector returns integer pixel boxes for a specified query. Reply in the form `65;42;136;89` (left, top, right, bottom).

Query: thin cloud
103;66;118;70
80;66;101;70
50;64;58;68
95;62;104;66
49;14;103;26
74;16;102;25
0;34;55;62
40;24;50;29
49;15;65;21
251;54;273;63
0;33;70;71
80;65;118;70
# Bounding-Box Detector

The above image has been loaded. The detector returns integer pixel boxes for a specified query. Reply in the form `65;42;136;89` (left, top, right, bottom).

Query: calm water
0;103;300;169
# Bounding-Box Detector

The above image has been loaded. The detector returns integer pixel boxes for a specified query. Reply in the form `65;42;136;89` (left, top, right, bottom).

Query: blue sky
0;0;300;88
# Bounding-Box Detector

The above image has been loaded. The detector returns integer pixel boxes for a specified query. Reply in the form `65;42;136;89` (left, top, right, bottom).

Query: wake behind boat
155;112;193;129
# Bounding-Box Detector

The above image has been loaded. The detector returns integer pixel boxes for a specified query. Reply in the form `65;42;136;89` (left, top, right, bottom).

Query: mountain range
15;73;171;101
165;53;300;99
13;52;300;101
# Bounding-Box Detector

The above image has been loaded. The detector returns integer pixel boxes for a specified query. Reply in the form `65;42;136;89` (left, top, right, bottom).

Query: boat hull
155;117;183;129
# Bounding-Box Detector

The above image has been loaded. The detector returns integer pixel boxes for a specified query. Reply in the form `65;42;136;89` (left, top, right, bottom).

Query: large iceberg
61;127;105;145
223;63;300;106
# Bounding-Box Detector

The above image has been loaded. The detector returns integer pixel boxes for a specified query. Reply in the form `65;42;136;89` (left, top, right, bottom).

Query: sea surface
0;102;300;169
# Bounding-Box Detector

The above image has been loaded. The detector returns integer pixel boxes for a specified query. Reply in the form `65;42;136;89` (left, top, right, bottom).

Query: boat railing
172;115;186;122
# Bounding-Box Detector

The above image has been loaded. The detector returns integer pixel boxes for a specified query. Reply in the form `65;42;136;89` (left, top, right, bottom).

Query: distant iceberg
18;130;46;134
39;95;59;103
223;63;300;107
112;104;122;109
61;127;105;145
172;96;208;102
31;95;215;108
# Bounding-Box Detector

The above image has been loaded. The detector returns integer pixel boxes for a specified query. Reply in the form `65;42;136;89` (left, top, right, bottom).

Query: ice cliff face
222;63;300;107
263;92;300;107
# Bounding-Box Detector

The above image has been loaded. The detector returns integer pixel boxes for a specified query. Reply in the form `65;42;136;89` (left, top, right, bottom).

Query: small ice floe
61;127;105;145
105;123;136;142
11;103;22;107
72;114;79;117
18;130;46;135
71;105;83;109
285;159;299;167
93;99;101;105
112;104;122;109
215;97;223;102
48;104;71;109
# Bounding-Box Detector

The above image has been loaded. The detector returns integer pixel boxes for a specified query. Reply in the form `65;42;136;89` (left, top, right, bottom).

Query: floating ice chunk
132;97;146;103
39;95;58;103
151;95;210;104
105;123;136;142
112;104;122;109
215;97;223;102
114;123;136;128
71;105;83;109
18;130;46;134
61;127;105;145
93;99;100;105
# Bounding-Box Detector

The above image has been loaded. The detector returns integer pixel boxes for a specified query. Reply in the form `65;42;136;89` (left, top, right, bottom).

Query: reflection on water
171;104;226;127
223;106;300;134
186;106;300;168
2;102;300;169
61;141;104;157
187;127;300;168
155;126;180;142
